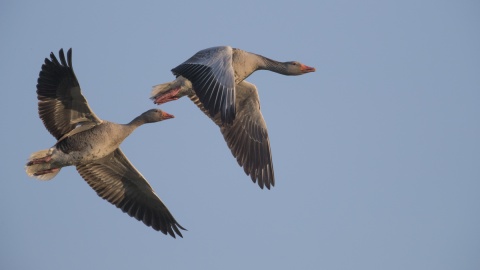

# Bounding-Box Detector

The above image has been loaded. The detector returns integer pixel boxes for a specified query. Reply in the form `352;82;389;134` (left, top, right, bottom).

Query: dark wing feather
36;48;101;140
76;149;185;238
189;81;274;189
172;46;236;125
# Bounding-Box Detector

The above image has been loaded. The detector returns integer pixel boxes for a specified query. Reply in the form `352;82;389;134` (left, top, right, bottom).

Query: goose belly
54;125;127;165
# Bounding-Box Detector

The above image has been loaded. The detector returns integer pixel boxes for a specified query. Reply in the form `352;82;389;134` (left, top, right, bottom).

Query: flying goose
151;46;315;189
26;49;185;238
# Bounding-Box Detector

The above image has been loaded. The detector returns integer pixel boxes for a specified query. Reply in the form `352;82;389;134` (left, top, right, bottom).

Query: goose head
140;109;175;123
284;61;316;75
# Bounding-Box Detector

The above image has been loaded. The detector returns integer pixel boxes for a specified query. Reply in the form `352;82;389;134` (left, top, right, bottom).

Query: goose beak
301;64;316;73
162;111;175;119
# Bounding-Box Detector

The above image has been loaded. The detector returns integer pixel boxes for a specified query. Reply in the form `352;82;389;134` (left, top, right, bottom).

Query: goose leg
26;155;52;166
153;87;181;104
33;168;60;176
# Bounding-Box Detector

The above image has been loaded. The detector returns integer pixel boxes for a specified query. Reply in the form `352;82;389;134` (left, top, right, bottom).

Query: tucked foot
153;88;181;104
26;155;52;166
33;168;60;176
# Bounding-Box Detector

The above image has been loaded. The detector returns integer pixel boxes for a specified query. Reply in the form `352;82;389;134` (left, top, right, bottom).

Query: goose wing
172;46;236;125
36;48;101;140
76;148;185;238
189;81;274;189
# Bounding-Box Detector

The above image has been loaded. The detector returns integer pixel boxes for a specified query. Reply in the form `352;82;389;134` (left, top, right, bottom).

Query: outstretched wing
189;81;274;189
76;149;186;238
36;48;101;140
172;46;236;125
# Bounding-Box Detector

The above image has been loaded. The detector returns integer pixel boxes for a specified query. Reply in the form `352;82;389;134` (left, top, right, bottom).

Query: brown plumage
151;46;315;189
26;48;185;238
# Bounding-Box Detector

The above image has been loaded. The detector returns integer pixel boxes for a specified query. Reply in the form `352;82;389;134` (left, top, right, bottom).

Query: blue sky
1;1;479;269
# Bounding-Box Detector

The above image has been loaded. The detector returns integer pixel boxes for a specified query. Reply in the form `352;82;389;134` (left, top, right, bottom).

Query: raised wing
76;149;185;238
36;48;101;140
172;46;236;125
189;81;274;189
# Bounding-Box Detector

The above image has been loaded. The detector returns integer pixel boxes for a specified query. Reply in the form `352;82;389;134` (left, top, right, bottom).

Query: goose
26;49;185;238
150;46;315;189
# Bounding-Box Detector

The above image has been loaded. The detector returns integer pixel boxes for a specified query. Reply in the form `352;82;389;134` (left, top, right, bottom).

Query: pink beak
162;111;175;119
301;64;316;73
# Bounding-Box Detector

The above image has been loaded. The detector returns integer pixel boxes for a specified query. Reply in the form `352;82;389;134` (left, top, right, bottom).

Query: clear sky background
1;1;479;269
